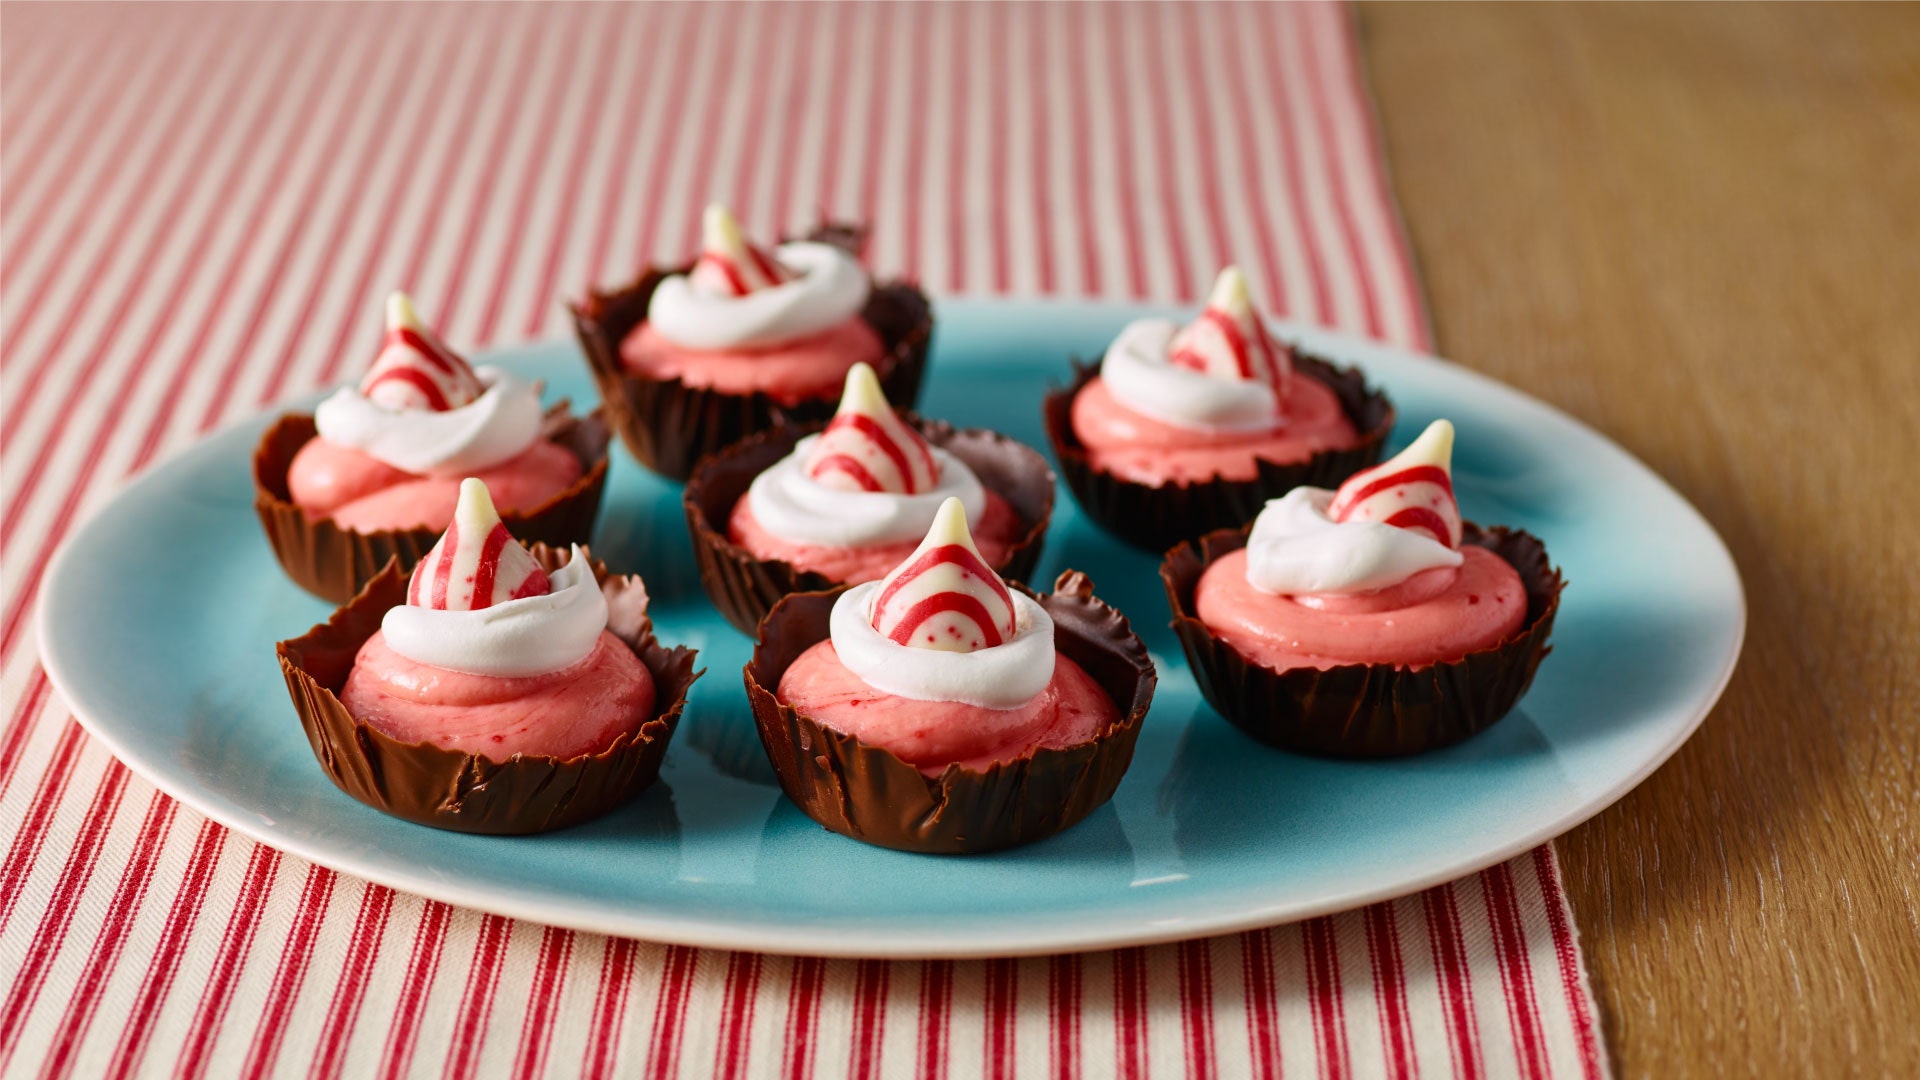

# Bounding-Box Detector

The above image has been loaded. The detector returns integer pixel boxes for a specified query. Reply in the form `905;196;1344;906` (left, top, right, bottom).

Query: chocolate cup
1042;353;1395;553
254;405;611;605
1162;523;1565;757
276;544;702;834
569;222;934;481
744;571;1156;854
683;416;1057;636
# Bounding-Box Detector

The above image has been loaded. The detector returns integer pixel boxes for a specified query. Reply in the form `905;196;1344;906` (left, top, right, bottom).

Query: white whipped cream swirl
648;241;870;351
747;435;988;547
383;545;609;677
1102;318;1281;432
1245;488;1463;596
315;366;544;476
829;581;1055;709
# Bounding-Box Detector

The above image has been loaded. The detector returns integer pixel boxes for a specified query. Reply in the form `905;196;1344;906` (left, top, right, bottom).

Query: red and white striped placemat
0;3;1607;1077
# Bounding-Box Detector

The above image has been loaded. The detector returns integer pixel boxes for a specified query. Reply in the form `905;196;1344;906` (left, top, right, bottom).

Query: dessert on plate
571;204;933;479
1044;267;1394;552
744;498;1154;853
255;292;609;603
1161;420;1564;756
684;361;1054;634
277;479;699;833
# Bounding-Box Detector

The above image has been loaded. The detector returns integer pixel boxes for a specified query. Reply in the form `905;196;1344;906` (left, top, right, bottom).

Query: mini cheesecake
572;206;932;479
1046;267;1392;552
256;292;607;602
746;500;1154;853
684;362;1054;635
278;480;699;833
1163;421;1564;757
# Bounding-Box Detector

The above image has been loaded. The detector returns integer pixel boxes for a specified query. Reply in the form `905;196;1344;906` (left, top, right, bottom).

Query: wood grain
1358;3;1920;1075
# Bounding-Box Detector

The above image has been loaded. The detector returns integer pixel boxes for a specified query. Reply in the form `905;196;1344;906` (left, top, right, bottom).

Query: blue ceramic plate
39;300;1743;958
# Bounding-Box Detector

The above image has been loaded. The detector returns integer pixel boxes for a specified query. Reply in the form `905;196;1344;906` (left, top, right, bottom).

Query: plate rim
36;300;1746;957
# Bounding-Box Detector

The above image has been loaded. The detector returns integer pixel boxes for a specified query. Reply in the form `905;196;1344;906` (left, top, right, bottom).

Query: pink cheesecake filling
287;438;583;533
1195;547;1527;672
620;315;885;405
777;641;1118;775
341;630;654;760
726;489;1024;584
1070;373;1359;484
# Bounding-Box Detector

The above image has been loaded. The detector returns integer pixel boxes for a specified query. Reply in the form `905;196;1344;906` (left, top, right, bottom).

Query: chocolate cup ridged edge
569;222;934;481
1160;522;1565;757
682;415;1058;636
1042;352;1395;554
276;544;703;834
254;405;611;605
743;571;1156;854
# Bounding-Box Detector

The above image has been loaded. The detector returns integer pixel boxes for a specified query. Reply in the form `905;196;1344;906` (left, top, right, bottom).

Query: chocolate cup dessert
1162;523;1564;758
277;544;702;834
745;571;1155;854
1043;352;1395;554
255;404;610;605
684;415;1057;636
570;222;933;481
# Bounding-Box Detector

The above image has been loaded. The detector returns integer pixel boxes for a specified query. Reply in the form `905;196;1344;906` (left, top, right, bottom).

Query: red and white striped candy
1169;266;1292;397
359;291;486;412
407;478;552;610
689;203;795;297
803;362;938;494
1326;419;1462;548
868;498;1016;653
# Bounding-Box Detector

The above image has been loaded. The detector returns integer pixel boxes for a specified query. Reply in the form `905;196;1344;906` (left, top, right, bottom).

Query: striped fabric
0;3;1606;1077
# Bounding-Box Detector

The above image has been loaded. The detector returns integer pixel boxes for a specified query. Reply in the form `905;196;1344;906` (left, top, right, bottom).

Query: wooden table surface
1359;3;1919;1075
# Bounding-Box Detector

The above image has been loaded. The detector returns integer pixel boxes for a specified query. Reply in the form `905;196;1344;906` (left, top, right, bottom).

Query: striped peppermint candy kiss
868;498;1017;653
689;203;794;297
1168;266;1292;398
803;362;938;494
1326;419;1462;548
407;479;553;610
359;291;486;412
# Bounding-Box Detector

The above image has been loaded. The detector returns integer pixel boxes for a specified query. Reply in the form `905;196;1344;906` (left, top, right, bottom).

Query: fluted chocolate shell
745;571;1155;854
1162;523;1564;757
277;544;701;834
569;223;933;481
1043;352;1395;553
684;415;1057;636
254;405;610;605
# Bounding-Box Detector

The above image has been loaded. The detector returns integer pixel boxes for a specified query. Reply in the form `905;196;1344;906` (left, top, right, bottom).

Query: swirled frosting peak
689;203;794;296
1100;267;1294;431
1169;267;1291;396
408;479;552;610
1243;419;1465;597
360;292;486;412
386;479;610;677
646;206;871;351
316;293;545;476
1327;420;1461;548
803;362;937;494
829;497;1054;706
869;498;1017;653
